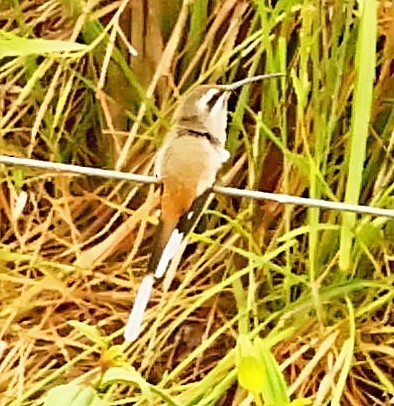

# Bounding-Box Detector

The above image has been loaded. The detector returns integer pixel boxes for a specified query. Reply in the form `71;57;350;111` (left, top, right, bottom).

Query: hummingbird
124;73;283;341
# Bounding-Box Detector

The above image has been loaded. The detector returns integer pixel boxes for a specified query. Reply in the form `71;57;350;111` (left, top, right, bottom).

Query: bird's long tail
124;191;210;342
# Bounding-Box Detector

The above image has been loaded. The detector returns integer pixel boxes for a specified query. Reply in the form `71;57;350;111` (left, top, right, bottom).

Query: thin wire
0;154;158;185
213;186;394;218
0;154;393;219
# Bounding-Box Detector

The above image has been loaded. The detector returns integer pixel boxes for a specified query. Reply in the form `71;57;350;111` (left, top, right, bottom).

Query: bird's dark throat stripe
178;127;220;146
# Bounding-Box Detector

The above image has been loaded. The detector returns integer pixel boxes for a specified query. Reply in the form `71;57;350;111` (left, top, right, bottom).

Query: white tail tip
154;229;184;279
124;275;155;342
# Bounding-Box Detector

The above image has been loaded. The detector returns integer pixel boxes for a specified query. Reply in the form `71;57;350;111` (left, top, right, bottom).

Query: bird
148;84;232;278
124;73;284;342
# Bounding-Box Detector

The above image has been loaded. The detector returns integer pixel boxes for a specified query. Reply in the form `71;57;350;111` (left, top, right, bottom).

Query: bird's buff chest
154;133;229;196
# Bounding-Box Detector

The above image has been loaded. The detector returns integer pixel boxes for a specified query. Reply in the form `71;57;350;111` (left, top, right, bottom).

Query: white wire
0;154;392;218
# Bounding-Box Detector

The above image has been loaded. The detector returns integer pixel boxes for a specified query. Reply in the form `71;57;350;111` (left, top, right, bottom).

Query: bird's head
173;73;284;147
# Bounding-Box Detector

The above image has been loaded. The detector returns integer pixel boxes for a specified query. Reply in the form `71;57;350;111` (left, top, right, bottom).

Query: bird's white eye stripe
210;92;229;117
197;88;219;110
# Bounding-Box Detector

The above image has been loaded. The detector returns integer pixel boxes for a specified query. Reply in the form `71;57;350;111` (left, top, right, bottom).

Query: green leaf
45;383;107;406
67;321;106;346
101;366;153;401
237;356;266;393
236;335;293;404
254;337;290;405
237;335;265;393
0;30;87;59
339;0;377;270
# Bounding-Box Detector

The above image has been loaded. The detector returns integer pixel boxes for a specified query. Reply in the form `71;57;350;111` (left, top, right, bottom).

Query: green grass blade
339;0;377;270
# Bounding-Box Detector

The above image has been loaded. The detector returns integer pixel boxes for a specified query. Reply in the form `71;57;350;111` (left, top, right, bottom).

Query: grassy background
0;0;393;405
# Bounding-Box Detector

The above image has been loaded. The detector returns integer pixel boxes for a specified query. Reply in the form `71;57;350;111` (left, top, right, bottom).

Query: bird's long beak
213;72;284;91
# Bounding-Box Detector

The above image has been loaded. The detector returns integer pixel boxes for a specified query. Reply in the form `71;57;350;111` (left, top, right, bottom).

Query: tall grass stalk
339;0;377;271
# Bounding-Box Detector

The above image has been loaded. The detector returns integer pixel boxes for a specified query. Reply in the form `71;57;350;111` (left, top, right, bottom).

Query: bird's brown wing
147;189;211;277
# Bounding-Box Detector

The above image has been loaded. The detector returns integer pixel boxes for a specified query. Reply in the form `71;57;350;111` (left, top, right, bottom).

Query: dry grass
0;0;393;405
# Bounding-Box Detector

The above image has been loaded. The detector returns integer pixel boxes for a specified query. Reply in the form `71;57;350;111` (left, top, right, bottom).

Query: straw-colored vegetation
0;0;393;405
